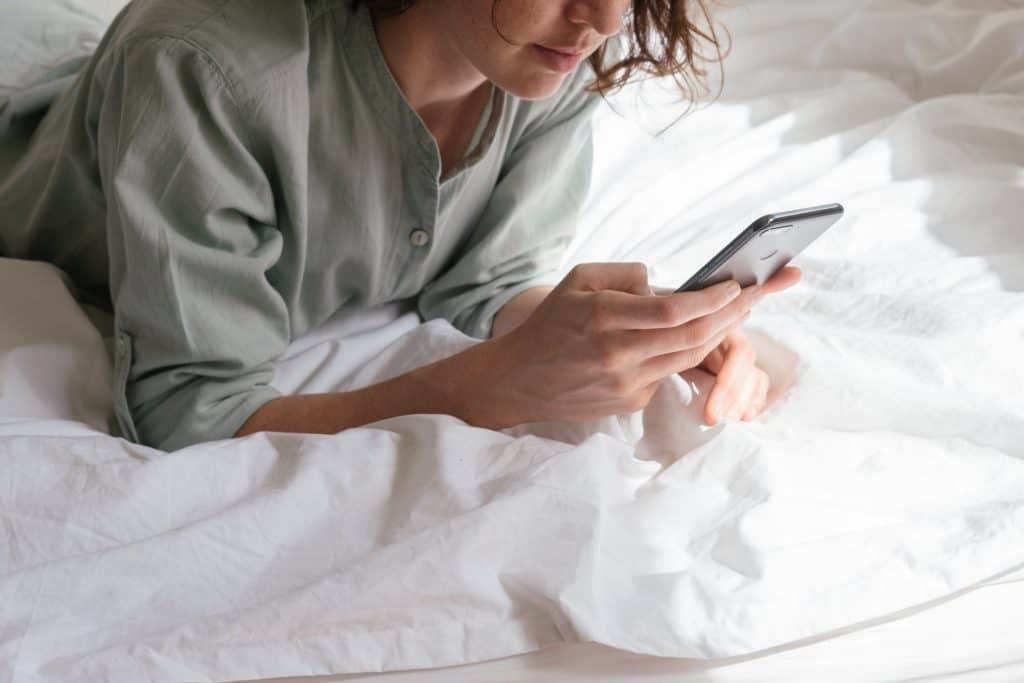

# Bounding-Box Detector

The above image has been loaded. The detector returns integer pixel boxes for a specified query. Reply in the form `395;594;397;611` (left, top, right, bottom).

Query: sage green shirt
0;0;605;451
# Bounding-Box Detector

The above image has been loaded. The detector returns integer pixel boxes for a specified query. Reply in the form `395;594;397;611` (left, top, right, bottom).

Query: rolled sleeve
99;36;288;452
416;66;604;340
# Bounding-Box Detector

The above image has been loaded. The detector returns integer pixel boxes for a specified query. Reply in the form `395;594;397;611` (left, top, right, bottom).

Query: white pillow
0;258;114;432
0;0;131;132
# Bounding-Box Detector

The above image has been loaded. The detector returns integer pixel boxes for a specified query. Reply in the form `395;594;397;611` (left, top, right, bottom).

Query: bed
2;1;1023;682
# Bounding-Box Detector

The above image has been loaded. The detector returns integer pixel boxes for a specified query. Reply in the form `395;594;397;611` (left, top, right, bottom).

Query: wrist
411;333;524;430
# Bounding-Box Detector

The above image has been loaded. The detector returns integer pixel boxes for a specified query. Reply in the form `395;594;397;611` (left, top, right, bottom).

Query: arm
232;361;463;437
99;37;291;451
235;328;519;436
235;284;562;437
231;270;554;437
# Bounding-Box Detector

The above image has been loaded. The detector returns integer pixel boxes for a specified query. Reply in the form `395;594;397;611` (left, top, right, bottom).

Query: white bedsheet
2;0;1023;681
257;566;1024;683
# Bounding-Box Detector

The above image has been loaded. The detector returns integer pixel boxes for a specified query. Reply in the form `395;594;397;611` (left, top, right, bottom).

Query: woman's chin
499;71;570;101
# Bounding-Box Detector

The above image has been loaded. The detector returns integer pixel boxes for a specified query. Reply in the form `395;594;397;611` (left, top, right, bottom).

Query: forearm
235;285;555;439
233;335;516;438
490;285;556;338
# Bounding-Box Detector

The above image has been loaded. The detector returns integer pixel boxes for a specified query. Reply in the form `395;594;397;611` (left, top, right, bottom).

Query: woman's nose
566;0;629;37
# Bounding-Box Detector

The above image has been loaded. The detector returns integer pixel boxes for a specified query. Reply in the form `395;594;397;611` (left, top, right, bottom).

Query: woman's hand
689;266;802;424
698;329;771;424
458;262;764;429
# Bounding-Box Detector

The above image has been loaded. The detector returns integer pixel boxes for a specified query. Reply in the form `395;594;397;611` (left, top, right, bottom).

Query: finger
709;373;757;425
734;370;766;421
760;266;802;295
589;279;742;332
635;316;744;387
742;370;771;420
704;337;757;423
731;368;763;422
621;285;758;358
707;351;757;424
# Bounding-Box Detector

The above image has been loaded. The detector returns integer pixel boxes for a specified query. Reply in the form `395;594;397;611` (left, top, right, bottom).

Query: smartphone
674;203;844;293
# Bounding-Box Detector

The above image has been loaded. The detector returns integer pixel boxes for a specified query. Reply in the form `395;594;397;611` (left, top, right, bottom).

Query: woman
0;0;798;451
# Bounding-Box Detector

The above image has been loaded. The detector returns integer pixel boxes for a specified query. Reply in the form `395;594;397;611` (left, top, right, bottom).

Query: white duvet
2;1;1024;681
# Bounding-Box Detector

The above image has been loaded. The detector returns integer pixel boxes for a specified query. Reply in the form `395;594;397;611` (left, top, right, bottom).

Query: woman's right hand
465;262;766;428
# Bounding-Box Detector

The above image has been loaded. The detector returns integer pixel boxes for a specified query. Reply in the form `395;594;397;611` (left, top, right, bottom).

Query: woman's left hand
694;328;770;425
652;265;799;424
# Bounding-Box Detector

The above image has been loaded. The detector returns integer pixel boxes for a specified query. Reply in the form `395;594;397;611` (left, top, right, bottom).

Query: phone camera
762;224;793;236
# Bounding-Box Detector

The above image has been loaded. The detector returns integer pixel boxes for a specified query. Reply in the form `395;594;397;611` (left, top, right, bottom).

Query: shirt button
408;228;431;247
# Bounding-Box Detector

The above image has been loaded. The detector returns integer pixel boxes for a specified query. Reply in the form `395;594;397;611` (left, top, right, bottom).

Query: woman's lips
533;44;585;73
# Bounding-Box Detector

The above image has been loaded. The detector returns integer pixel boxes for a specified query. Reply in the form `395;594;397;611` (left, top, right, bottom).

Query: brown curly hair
354;0;729;105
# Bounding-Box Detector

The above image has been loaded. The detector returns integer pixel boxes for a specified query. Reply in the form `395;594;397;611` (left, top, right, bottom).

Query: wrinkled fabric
1;316;1023;682
1;0;1024;681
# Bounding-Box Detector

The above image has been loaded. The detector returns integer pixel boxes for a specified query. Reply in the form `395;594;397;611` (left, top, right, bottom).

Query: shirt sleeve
97;36;288;452
415;65;604;340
